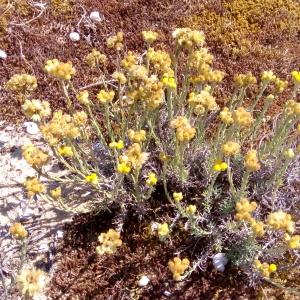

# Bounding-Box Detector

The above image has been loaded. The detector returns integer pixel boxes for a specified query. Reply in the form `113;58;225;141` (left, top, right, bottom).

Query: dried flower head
17;267;46;298
24;177;45;197
22;99;51;121
22;144;49;168
96;229;122;255
168;257;190;281
9;223;28;240
45;59;75;80
6;74;37;94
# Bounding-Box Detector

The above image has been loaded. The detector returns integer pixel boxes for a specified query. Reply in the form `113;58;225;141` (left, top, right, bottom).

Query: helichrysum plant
8;28;300;290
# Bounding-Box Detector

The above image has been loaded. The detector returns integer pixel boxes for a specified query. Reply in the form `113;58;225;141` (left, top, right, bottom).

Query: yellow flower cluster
85;49;107;68
186;204;197;215
232;107;254;128
140;76;165;109
106;32;124;50
6;74;37;94
40;111;80;145
261;71;276;83
97;90;115;104
49;187;61;199
22;144;49;168
128;129;146;143
128;65;149;82
147;48;172;73
124;143;149;169
254;260;277;278
168;257;190;281
173;192;183;202
121;51;138;70
274;78;288;94
157;222;169;238
284;234;300;249
112;71;127;84
188;86;219;114
109;140;124;150
172;28;205;48
146;172;157;186
142;30;158;43
72;111;88;127
17;267;46;298
96;229;122;255
170;116;196;142
249;219;265;237
283;148;295;159
235;198;257;222
285;100;300;116
44;59;75;80
24;177;45;197
189;49;225;84
161;72;177;89
221;141;241;156
58;145;73;157
267;210;295;234
234;73;257;87
21;99;51;121
9;223;28;240
213;160;228;172
235;198;264;236
117;162;131;174
291;70;300;85
219;107;234;125
85;173;99;185
76;90;90;105
244;150;261;172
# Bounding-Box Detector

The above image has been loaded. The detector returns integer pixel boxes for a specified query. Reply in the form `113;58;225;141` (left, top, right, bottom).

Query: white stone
212;253;228;272
163;291;172;297
90;11;104;22
24;122;39;135
18;207;35;220
39;243;50;252
69;32;80;42
0;50;7;60
56;230;64;239
138;275;150;287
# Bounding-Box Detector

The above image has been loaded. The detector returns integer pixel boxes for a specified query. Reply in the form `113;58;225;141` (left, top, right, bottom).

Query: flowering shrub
6;27;300;296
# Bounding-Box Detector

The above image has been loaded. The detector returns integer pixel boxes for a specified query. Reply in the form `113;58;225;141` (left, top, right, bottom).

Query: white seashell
90;11;104;22
138;275;150;287
69;32;80;42
212;253;228;272
0;50;7;60
24;122;39;135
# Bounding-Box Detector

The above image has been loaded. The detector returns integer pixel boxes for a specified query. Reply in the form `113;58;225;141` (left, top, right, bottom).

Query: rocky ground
0;120;73;299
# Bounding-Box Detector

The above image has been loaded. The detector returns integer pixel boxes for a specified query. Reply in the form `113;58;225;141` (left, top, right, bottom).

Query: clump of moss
51;0;74;15
187;0;300;57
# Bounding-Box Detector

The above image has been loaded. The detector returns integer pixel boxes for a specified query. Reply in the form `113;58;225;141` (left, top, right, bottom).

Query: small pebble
138;275;150;287
90;11;104;22
163;291;172;297
18;207;34;220
39;243;50;252
56;230;64;239
5;125;14;131
69;32;80;42
0;49;7;60
24;122;39;135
